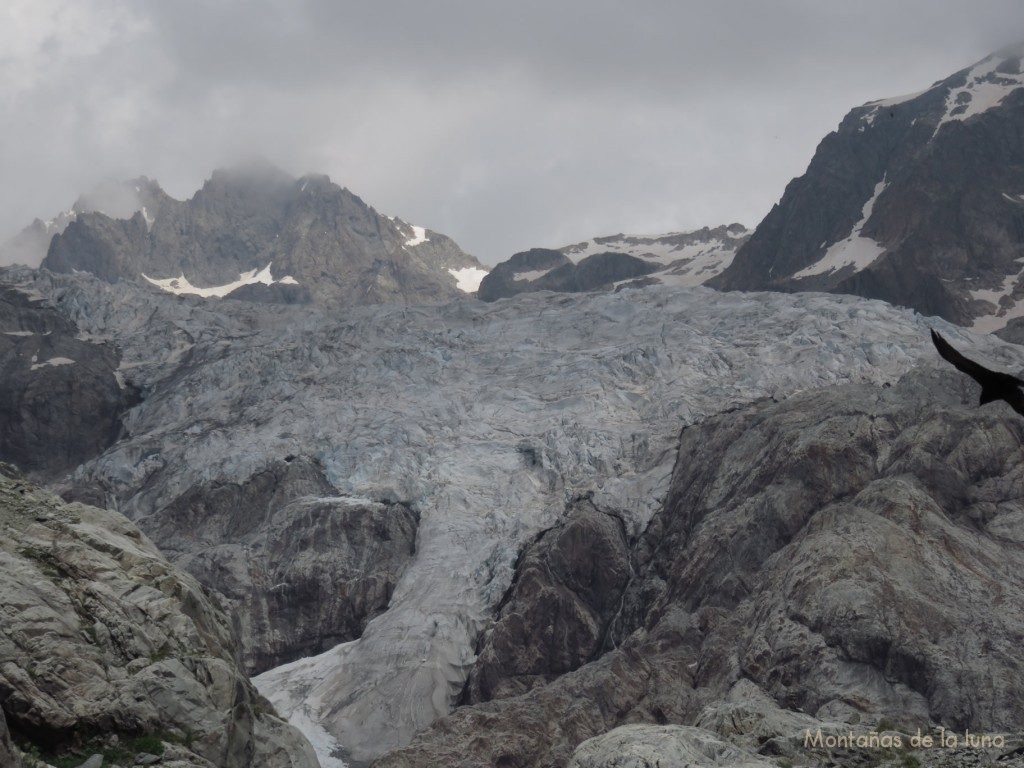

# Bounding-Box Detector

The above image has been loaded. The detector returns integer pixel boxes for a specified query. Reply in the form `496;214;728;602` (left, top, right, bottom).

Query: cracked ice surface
10;268;998;764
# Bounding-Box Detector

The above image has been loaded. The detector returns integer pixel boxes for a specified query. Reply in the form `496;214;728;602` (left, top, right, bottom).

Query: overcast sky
2;1;1023;266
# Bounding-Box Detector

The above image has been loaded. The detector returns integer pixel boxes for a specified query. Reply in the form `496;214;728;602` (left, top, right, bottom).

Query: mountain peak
712;45;1024;331
35;167;486;305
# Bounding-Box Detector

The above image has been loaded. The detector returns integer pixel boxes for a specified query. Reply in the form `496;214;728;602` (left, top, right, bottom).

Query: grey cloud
3;0;1024;267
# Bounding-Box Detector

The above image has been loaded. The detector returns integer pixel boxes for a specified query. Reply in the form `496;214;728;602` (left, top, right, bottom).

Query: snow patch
141;206;155;230
30;357;75;371
255;643;354;768
448;267;488;293
142;262;300;298
405;226;429;247
935;54;1024;136
794;178;887;278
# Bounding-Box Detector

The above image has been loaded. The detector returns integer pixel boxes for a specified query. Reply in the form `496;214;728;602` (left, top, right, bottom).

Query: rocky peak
711;46;1024;331
37;163;486;306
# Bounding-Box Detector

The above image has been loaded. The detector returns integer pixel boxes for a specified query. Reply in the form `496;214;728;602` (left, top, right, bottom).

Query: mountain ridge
11;162;489;307
711;46;1024;332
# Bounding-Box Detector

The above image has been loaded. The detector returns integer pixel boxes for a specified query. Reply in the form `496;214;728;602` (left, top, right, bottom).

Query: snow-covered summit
479;224;749;300
859;44;1024;134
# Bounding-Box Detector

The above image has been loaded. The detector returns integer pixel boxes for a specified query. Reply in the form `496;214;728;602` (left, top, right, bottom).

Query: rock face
0;283;138;479
40;161;486;306
371;364;1024;766
479;225;749;301
13;261;953;765
712;45;1024;331
465;498;631;703
131;456;420;675
0;464;318;768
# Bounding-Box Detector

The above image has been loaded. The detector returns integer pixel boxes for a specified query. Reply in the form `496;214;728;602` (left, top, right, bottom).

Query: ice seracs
142;262;300;298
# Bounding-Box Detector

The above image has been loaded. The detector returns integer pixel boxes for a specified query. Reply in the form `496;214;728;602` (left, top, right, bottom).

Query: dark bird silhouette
931;329;1024;416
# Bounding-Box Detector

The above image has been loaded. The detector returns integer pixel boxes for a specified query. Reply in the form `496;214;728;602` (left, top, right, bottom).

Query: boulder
0;465;318;768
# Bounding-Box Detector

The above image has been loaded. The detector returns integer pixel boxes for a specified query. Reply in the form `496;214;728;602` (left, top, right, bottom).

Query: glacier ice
13;266;1024;764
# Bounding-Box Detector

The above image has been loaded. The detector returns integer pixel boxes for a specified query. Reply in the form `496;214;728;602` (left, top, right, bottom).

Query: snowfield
12;267;1024;765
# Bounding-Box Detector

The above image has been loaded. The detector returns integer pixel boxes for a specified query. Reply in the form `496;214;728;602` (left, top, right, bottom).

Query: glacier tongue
15;268;1018;765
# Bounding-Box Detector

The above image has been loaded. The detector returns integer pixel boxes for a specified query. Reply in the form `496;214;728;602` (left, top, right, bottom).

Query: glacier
12;266;1024;765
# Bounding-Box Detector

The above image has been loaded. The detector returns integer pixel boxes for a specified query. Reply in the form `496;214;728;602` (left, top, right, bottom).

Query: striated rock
41;162;485;306
136;456;420;675
567;724;776;768
0;465;318;768
0;282;138;479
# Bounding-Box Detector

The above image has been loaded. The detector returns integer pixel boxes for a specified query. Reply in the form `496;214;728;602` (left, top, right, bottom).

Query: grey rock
77;756;103;768
478;249;658;301
0;283;138;479
465;498;631;703
142;456;420;675
134;753;161;765
0;467;317;768
0;707;23;768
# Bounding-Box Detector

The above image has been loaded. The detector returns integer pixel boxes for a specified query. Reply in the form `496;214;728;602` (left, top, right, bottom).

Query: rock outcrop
712;46;1024;331
371;364;1024;766
567;724;776;768
134;456;420;675
464;498;631;703
0;464;318;768
0;282;138;479
39;162;485;306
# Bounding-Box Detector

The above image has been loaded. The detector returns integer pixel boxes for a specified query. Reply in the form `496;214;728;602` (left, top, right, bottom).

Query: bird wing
930;329;1018;386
